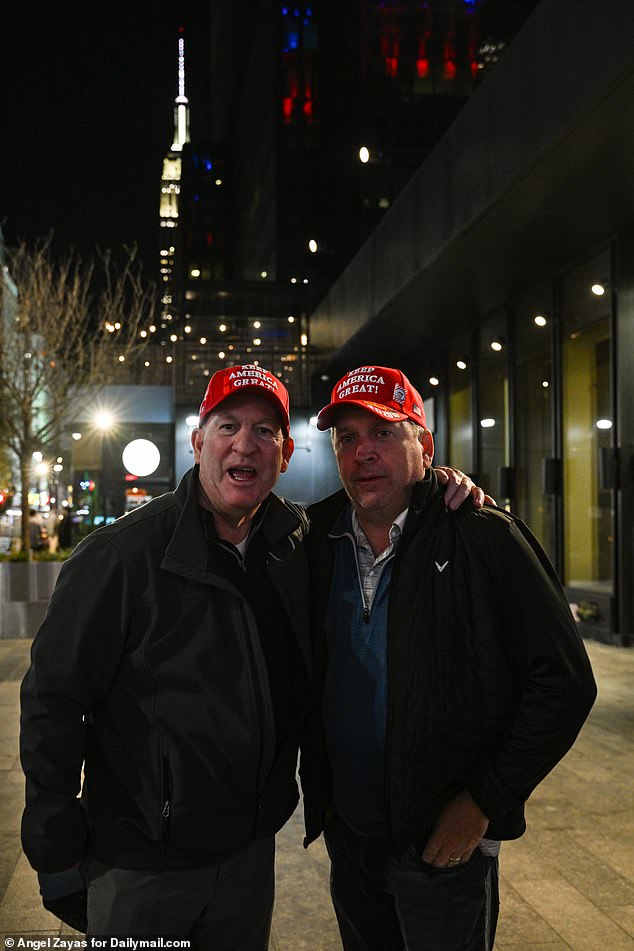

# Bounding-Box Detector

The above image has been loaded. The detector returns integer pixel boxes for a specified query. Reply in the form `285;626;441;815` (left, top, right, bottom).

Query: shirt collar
351;506;409;554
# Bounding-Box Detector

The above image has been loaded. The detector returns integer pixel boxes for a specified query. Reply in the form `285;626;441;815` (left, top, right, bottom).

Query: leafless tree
0;237;156;554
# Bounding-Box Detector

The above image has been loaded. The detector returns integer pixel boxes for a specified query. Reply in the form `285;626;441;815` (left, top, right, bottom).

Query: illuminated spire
171;28;190;152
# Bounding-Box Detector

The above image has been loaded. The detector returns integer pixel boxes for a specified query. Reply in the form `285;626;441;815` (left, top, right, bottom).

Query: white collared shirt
351;508;408;614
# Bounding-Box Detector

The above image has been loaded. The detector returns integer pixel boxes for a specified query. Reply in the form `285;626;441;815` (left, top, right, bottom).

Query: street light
93;410;115;432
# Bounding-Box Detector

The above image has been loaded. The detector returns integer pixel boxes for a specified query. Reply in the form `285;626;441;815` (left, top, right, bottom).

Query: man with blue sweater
302;365;597;951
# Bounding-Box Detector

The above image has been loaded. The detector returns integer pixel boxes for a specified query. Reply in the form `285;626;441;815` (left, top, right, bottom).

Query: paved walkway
0;638;632;950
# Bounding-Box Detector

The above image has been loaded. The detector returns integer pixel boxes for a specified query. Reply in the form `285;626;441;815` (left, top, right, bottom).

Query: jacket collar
161;466;304;581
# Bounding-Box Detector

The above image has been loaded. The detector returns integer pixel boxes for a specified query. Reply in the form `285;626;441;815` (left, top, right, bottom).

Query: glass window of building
513;286;555;560
478;313;509;502
448;337;474;476
560;248;613;595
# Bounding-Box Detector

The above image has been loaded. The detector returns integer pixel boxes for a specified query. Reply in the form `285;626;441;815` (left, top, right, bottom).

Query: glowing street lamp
93;410;115;432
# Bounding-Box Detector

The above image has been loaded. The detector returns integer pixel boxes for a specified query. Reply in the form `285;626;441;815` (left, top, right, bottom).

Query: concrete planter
0;562;64;639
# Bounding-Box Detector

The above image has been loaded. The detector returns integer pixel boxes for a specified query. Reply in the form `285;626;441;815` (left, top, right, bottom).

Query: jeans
324;813;499;951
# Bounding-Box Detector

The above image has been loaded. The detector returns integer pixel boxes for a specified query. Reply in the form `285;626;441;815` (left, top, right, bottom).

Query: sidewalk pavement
0;637;632;950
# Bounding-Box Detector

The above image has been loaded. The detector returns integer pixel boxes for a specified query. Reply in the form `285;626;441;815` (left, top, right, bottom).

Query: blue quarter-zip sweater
321;509;395;835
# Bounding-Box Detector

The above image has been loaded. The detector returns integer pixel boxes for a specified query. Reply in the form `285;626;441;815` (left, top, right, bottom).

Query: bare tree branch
0;237;156;554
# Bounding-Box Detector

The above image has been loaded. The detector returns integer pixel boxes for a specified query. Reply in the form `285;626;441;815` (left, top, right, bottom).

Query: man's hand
421;790;489;868
38;865;87;933
434;466;496;512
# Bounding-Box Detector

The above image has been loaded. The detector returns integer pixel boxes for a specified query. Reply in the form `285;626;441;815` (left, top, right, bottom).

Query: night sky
2;2;212;276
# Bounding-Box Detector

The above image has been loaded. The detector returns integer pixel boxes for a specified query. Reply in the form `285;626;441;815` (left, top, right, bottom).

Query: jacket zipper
383;550;402;853
161;753;172;843
237;598;274;814
357;550;395;624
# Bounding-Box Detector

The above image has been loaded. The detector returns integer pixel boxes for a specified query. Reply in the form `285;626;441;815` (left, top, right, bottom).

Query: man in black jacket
302;365;597;951
20;365;310;947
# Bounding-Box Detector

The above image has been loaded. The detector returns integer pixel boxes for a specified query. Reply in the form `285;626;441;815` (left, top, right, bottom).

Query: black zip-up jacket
301;472;597;854
20;467;311;873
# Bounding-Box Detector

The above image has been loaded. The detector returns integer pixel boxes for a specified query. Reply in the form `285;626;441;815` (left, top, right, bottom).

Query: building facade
308;0;634;645
151;24;312;414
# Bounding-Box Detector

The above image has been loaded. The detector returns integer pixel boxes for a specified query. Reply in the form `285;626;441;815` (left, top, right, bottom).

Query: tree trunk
19;453;32;559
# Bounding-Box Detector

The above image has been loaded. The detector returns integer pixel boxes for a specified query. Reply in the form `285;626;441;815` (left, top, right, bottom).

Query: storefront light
534;314;548;327
596;419;613;430
591;283;606;296
122;439;161;477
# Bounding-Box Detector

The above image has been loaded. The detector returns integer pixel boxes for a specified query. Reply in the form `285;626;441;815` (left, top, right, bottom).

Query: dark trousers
86;836;275;950
324;813;499;951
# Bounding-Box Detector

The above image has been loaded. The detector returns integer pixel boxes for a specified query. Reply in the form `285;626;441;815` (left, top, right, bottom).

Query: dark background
1;1;212;272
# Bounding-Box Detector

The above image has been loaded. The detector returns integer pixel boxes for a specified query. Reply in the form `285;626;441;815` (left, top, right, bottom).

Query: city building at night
150;25;312;426
145;0;540;492
308;0;634;644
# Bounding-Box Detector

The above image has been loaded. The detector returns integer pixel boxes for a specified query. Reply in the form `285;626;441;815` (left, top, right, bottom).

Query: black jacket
20;467;311;872
301;472;597;854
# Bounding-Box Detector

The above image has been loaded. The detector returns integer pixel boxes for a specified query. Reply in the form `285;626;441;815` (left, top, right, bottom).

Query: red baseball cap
316;365;426;431
198;365;291;435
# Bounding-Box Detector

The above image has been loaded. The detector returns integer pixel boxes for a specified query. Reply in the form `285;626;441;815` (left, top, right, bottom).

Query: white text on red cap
229;367;281;392
336;367;386;399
